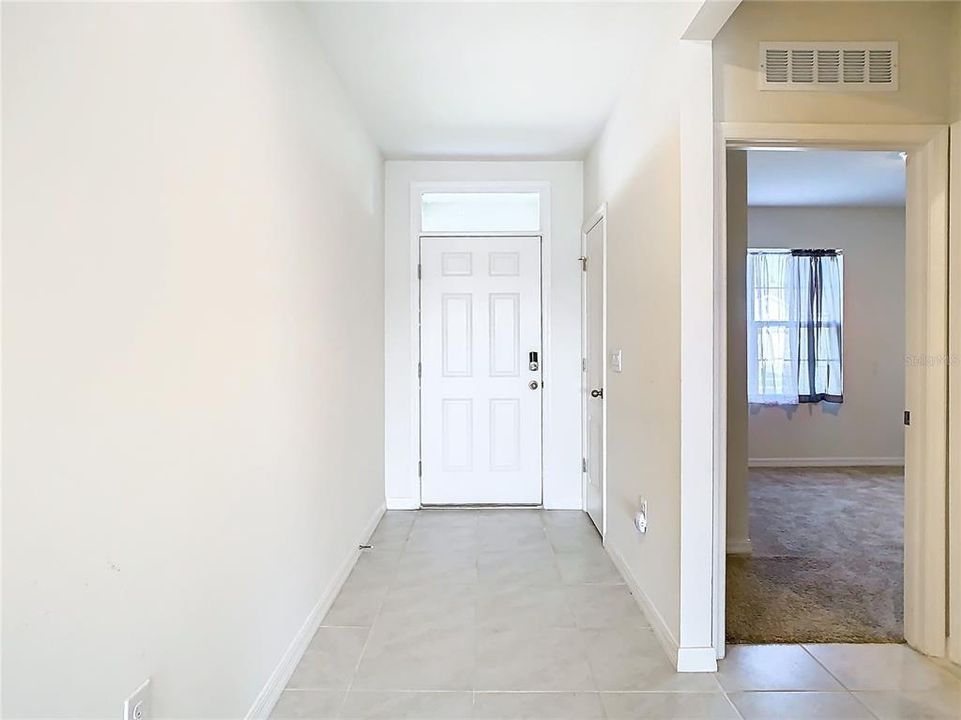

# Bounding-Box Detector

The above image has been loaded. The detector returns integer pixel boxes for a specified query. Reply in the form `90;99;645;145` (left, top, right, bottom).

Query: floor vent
759;42;898;91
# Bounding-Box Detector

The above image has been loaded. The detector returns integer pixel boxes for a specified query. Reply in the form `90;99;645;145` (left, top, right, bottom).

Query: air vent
759;42;898;91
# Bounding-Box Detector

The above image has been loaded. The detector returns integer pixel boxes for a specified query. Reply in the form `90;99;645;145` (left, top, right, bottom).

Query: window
747;249;843;405
420;192;540;233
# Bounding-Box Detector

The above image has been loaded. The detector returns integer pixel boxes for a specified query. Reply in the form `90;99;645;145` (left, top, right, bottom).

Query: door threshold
420;503;543;509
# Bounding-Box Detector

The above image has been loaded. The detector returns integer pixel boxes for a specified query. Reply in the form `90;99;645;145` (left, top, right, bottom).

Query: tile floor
271;509;961;719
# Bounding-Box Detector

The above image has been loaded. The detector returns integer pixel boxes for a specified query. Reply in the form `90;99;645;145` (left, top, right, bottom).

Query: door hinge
582;457;587;472
417;263;422;280
418;460;422;477
582;357;587;372
578;256;588;272
904;410;911;426
417;362;422;379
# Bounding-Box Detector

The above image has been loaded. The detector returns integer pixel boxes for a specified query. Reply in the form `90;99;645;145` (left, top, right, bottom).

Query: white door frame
408;181;553;507
581;204;608;535
949;121;961;666
711;123;950;659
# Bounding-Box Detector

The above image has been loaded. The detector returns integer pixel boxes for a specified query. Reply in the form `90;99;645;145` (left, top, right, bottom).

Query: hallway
271;510;961;719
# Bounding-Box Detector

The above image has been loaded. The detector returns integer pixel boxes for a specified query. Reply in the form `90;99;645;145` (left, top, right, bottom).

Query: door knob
591;389;604;398
529;380;539;390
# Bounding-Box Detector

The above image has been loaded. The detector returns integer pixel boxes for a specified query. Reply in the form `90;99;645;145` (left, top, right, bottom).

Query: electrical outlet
634;499;648;534
123;679;150;720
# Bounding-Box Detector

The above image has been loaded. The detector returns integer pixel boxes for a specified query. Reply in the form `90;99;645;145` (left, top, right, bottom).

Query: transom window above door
420;192;541;233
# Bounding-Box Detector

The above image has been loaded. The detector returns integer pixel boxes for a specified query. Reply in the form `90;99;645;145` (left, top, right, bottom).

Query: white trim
408;181;553;508
678;37;718;667
246;503;386;720
386;497;420;511
581;203;607;536
707;122;950;662
949;121;961;667
676;647;722;673
605;545;684;670
726;538;753;555
748;457;905;468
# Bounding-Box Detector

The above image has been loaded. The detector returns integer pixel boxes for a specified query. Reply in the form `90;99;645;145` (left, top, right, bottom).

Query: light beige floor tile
368;522;413;552
322;583;388;627
478;549;562;586
581;628;721;692
287;627;370;689
378;510;418;529
415;510;480;530
600;692;740;719
730;691;874;719
376;583;476;628
478;524;552;553
566;584;650;629
477;509;545;531
340;690;474;718
554;549;624;585
407;524;479;553
475;627;594;691
395;550;479;586
804;644;961;692
718;645;843;692
541;511;595;529
270;689;344;719
472;691;605;719
347;551;402;587
352;625;474;691
855;689;961;719
476;584;575;629
545;525;604;554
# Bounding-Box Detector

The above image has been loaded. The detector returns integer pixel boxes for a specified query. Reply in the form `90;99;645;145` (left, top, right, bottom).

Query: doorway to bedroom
725;148;907;644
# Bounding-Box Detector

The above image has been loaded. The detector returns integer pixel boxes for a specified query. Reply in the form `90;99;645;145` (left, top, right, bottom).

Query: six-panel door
420;236;542;505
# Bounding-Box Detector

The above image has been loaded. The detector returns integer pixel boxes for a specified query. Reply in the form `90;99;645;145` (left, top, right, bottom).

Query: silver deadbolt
529;380;539;390
529;351;539;371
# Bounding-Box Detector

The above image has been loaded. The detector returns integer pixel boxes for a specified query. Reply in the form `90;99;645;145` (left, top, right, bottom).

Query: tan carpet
726;466;904;645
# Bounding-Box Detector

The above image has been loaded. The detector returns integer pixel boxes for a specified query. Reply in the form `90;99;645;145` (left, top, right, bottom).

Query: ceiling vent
759;42;898;91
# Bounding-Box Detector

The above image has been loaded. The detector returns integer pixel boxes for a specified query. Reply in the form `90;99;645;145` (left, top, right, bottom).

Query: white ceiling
302;2;695;160
748;149;906;207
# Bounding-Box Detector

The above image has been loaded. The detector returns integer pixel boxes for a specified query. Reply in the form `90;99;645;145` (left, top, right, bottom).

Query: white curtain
747;250;800;405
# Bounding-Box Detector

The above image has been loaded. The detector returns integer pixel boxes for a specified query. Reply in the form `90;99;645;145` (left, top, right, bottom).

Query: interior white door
583;217;606;535
420;236;542;505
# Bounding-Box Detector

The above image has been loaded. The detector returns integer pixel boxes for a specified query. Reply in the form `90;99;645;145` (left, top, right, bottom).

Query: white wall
745;206;906;465
383;161;583;510
3;4;384;717
725;151;750;551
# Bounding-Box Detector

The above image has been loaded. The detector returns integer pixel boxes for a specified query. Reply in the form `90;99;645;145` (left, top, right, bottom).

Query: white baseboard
676;646;720;672
727;537;753;555
386;497;419;510
605;545;679;667
748;456;904;468
246;502;386;720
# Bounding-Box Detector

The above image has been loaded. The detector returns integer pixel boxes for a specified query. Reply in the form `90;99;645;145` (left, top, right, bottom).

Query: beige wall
714;1;957;125
3;4;385;717
953;2;961;122
745;206;907;464
583;6;693;645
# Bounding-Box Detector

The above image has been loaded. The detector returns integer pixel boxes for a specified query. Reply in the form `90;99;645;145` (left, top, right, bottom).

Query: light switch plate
609;349;623;373
123;679;151;720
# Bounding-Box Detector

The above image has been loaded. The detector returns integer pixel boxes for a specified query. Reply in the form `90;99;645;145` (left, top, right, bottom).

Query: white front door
420;236;543;505
583;216;606;535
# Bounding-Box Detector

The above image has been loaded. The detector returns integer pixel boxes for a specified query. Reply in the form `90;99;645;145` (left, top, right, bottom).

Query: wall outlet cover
123;678;151;720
